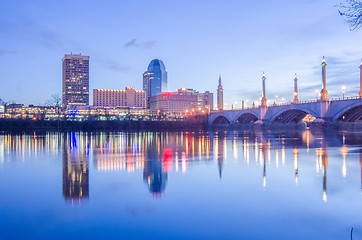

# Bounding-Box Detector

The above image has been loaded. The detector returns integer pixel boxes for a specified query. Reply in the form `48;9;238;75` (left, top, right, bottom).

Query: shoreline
1;118;362;133
0;118;208;133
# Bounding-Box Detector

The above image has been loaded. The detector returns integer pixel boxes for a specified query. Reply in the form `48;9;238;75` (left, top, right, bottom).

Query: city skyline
1;1;362;107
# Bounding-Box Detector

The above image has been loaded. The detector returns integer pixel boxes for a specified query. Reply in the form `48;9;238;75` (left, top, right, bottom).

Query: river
0;130;361;239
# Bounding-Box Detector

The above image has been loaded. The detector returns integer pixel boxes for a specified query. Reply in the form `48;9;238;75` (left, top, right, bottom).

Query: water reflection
1;130;362;203
92;132;213;197
62;132;89;203
215;132;224;178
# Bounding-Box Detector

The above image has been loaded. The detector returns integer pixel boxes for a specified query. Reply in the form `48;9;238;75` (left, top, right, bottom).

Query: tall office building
143;59;167;107
62;53;90;108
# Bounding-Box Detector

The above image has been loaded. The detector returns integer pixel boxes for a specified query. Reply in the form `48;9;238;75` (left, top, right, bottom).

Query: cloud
108;64;130;72
124;38;156;49
0;18;80;52
143;40;156;49
124;38;138;48
103;60;130;72
0;50;16;56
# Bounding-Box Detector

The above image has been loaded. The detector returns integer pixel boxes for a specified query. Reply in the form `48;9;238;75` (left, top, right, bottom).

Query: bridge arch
211;115;232;124
270;106;318;123
234;112;258;124
333;101;362;122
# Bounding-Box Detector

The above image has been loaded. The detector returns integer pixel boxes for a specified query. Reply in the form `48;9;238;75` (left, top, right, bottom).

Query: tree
338;0;362;30
45;94;63;121
46;94;62;108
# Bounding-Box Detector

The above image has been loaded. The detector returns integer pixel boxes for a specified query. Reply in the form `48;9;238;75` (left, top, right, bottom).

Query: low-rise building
93;87;146;109
149;88;213;115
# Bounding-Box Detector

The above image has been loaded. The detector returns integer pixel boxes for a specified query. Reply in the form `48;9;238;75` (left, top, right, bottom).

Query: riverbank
2;118;361;133
0;117;208;133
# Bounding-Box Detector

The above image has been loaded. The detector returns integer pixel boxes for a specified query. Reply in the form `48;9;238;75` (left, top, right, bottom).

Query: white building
149;88;213;115
93;87;146;108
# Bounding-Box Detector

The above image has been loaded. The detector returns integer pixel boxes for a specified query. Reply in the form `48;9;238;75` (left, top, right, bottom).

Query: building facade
150;88;213;115
143;59;168;107
93;87;146;108
201;91;214;111
62;53;90;108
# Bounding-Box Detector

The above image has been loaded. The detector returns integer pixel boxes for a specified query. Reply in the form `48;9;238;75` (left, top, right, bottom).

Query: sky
1;0;362;108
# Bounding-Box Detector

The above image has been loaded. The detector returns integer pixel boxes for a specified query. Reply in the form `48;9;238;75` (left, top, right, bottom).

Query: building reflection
90;132;214;198
215;132;224;178
143;156;168;198
3;129;362;202
62;132;89;203
143;133;168;198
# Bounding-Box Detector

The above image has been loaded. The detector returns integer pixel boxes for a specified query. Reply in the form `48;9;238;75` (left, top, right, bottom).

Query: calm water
0;130;362;239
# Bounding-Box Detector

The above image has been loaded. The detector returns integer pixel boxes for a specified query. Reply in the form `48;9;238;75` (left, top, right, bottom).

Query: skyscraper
217;75;223;110
143;59;167;107
62;53;90;108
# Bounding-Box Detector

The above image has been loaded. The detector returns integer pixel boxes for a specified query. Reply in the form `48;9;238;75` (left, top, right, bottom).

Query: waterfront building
143;59;168;107
1;104;148;121
202;91;214;111
62;53;90;108
217;75;223;110
93;87;146;108
4;104;58;120
149;88;212;115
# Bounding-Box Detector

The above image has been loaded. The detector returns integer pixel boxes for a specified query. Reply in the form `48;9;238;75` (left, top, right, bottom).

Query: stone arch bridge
209;98;362;126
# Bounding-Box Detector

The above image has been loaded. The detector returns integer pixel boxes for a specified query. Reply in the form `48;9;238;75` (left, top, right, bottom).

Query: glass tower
143;59;167;107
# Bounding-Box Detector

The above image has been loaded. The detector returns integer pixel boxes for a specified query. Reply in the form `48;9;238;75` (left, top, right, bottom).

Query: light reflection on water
0;130;362;239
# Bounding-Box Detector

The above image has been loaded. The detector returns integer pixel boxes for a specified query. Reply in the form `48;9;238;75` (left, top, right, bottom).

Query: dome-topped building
143;59;168;108
147;59;166;72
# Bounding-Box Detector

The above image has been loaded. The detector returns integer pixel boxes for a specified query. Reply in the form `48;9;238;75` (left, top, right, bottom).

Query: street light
342;86;346;100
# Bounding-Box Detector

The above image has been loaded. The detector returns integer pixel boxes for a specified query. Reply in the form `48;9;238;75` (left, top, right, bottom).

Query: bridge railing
328;96;361;101
210;96;362;113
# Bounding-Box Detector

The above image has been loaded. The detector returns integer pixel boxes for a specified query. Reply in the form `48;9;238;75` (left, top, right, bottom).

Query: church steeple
217;75;224;110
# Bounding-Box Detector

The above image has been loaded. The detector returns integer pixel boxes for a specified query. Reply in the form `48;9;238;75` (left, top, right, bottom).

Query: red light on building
163;148;173;172
161;92;173;97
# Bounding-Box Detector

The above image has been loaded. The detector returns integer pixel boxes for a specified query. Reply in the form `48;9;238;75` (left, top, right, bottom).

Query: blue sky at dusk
1;0;362;107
